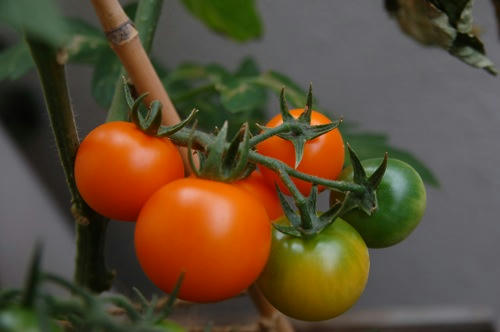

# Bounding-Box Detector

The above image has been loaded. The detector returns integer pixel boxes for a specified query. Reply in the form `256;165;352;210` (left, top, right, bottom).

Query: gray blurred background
1;0;500;329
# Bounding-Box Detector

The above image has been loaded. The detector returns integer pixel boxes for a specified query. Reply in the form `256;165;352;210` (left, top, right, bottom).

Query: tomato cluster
74;104;426;321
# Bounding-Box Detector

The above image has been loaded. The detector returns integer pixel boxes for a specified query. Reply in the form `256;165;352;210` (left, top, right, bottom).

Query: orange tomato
234;171;283;221
74;121;184;221
134;178;271;302
257;109;344;196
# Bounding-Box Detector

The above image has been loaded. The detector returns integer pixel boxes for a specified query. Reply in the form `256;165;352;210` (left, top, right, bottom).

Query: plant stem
248;122;296;146
248;285;295;332
27;37;113;293
107;0;164;122
169;127;365;194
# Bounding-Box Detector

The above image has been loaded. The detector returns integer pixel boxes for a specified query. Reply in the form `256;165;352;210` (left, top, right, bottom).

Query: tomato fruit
0;307;61;332
135;178;271;302
257;218;369;321
233;170;283;221
74;121;184;221
331;158;426;248
155;320;185;332
257;109;344;196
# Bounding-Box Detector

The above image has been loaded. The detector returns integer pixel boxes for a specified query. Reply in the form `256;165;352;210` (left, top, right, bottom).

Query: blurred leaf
0;19;107;82
220;77;267;112
0;41;34;81
180;0;263;42
91;48;123;108
343;129;439;187
236;57;260;77
386;0;496;75
0;0;68;46
162;58;266;134
63;18;107;64
253;71;310;109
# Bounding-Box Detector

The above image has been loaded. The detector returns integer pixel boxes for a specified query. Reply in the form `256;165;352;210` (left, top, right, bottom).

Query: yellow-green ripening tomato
257;218;369;321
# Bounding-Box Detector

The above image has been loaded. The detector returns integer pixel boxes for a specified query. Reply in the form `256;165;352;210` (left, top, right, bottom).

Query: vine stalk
26;37;113;292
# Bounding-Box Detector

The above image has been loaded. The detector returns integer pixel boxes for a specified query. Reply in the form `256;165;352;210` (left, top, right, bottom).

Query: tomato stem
248;122;297;146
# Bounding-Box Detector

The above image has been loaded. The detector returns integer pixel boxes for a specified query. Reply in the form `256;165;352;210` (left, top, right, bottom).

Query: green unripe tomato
155;319;185;332
257;218;369;321
0;307;61;332
331;158;426;248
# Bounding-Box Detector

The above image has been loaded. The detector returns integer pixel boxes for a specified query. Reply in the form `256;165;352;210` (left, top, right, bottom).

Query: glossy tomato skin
332;158;426;248
257;109;344;196
135;178;271;303
257;218;369;321
74;121;184;221
233;170;283;221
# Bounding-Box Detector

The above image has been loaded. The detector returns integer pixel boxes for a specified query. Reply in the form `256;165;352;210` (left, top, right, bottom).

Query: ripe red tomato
134;178;271;302
257;109;344;196
74;121;184;221
233;170;283;221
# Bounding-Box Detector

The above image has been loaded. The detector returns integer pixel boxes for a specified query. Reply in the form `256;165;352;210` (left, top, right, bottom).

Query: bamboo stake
90;0;179;126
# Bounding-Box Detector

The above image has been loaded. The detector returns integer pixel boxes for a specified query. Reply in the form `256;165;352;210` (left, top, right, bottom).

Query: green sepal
143;100;163;135
21;243;43;308
279;88;293;122
272;224;303;237
203;121;229;177
187;120;202;178
129;92;149;128
273;185;352;237
157;108;198;137
297;83;313;124
271;86;341;168
122;76;135;109
347;143;367;184
191;122;254;182
227;123;251;179
157;272;184;320
276;184;301;229
341;144;388;216
317;191;350;229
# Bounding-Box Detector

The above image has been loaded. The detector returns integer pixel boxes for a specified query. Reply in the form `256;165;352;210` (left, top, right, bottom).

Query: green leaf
235;57;260;77
219;77;267;113
0;0;68;46
343;128;439;187
0;41;34;81
91;48;123;108
253;71;310;109
63;18;108;64
180;0;263;42
386;0;496;75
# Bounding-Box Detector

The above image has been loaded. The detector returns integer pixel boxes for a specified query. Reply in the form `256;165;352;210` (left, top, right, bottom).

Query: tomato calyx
338;144;388;215
272;145;388;238
187;121;254;182
123;79;197;137
274;182;351;237
255;86;342;168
